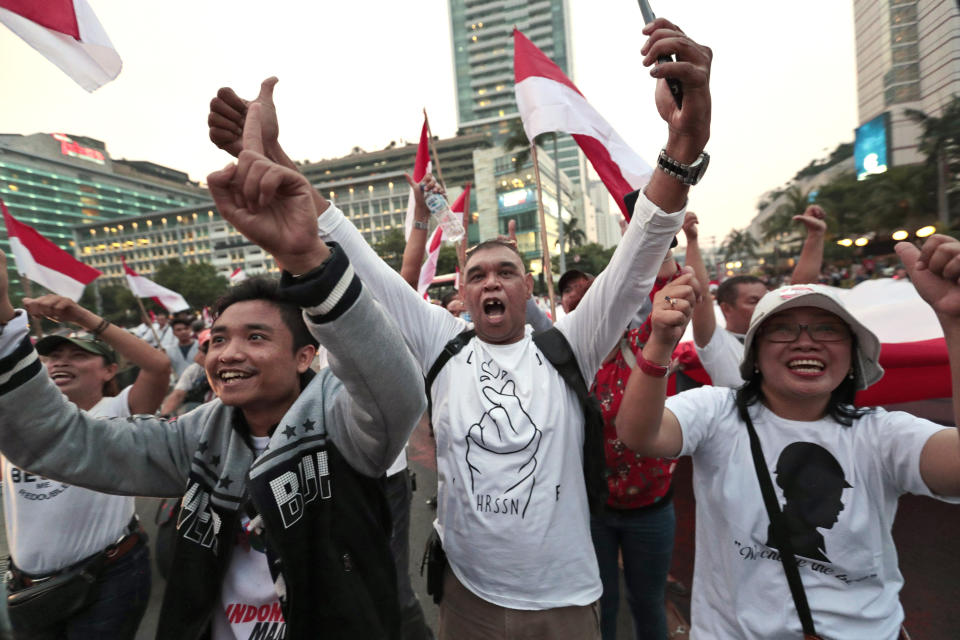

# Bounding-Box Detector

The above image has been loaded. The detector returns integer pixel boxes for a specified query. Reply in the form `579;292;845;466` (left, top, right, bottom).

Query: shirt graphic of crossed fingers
465;368;542;519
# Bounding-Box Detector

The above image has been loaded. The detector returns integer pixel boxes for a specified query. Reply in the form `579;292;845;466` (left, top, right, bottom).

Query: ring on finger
664;296;677;307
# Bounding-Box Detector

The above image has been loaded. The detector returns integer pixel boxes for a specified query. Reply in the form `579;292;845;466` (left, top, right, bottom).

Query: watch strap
657;148;709;185
637;351;669;377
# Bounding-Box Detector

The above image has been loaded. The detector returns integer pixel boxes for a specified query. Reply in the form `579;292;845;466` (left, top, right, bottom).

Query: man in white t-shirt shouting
206;17;713;639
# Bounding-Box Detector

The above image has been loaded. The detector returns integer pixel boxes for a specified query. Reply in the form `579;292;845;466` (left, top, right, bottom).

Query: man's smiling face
206;300;313;413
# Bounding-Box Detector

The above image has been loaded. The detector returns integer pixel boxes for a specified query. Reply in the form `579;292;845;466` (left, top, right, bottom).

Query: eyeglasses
760;321;852;343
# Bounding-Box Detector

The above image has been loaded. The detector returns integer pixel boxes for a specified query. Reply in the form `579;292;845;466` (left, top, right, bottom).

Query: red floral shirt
590;269;680;509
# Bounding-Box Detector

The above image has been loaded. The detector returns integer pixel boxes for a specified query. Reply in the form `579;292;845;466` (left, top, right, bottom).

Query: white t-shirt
433;328;596;609
666;386;959;639
695;325;745;388
2;387;135;574
166;341;199;379
212;436;286;640
174;362;206;392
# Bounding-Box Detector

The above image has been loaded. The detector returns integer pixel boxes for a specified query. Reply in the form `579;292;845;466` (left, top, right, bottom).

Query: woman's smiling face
756;306;853;411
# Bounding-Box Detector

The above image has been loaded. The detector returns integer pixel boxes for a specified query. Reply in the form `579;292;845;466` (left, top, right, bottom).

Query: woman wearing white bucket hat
616;235;960;639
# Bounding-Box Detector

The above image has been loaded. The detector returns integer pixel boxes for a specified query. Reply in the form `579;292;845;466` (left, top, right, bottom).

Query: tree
556;218;586;253
154;260;229;310
504;117;549;169
720;229;759;262
436;244;459;276
79;283;140;326
905;95;960;226
372;228;407;272
550;242;615;276
760;185;812;245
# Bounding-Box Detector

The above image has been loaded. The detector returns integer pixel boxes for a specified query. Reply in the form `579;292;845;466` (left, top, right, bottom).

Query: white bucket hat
739;284;884;390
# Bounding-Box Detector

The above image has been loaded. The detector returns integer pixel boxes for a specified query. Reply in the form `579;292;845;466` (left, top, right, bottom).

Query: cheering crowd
0;17;958;640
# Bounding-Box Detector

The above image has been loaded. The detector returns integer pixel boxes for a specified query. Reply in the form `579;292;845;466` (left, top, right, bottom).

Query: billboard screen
498;187;535;211
854;113;889;181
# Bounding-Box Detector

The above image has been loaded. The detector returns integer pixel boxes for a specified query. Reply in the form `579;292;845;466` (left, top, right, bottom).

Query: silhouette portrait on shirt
765;442;851;563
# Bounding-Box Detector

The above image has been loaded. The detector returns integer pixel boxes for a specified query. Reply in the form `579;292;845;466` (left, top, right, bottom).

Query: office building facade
853;0;960;166
448;0;583;186
0;132;207;296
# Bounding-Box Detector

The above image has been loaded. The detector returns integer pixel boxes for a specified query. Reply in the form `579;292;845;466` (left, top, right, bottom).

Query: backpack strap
740;406;820;638
533;327;609;515
425;329;476;422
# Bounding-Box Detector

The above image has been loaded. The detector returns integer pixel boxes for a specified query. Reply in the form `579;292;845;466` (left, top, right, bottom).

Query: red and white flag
2;199;100;300
0;0;122;92
417;184;470;298
513;29;652;219
121;256;189;312
404;117;432;240
229;267;247;284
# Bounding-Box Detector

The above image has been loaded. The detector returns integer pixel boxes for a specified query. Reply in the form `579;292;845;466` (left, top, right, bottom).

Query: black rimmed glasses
760;321;852;343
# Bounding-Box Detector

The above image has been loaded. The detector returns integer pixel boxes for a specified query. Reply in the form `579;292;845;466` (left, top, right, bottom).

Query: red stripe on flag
413;120;430;181
120;254;137;276
572;134;635;220
450;182;471;214
0;0;80;39
513;28;582;97
2;200;100;282
428;226;444;252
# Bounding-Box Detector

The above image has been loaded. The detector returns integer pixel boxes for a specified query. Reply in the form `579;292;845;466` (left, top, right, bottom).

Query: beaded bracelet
91;317;111;337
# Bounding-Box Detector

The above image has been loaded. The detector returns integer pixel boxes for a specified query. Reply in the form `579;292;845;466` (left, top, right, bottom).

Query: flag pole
133;294;162;346
19;277;43;339
530;144;557;321
457;182;472;274
423;109;446;190
120;255;162;345
121;277;162;346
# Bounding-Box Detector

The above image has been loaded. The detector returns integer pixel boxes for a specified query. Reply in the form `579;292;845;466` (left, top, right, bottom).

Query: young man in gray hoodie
0;108;425;640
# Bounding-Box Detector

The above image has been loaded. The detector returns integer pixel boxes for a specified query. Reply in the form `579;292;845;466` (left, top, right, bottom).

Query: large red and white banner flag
674;279;951;406
2;199;100;300
121;256;189;312
417;184;471;298
513;29;652;219
0;0;122;92
404;118;432;240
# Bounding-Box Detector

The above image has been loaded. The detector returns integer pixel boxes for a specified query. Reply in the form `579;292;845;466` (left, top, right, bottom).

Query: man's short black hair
558;269;594;295
213;278;318;352
465;239;524;264
440;290;460;309
716;275;765;306
170;316;192;329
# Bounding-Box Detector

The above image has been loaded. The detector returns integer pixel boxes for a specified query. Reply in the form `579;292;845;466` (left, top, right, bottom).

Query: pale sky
0;0;859;247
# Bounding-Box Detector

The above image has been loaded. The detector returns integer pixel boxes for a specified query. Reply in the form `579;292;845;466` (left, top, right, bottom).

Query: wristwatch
657;148;710;185
413;220;429;231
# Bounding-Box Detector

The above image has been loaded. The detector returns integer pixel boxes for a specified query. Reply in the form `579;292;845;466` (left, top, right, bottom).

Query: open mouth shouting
787;358;826;376
482;297;506;321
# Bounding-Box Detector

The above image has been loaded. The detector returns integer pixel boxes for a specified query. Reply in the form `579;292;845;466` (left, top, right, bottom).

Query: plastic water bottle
425;192;465;242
